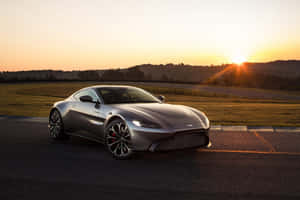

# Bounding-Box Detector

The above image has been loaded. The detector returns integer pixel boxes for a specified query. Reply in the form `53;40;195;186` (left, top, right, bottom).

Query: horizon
1;0;300;71
1;59;300;72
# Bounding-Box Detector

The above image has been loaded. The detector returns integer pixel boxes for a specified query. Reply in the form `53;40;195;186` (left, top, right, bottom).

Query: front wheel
48;109;69;140
105;119;134;159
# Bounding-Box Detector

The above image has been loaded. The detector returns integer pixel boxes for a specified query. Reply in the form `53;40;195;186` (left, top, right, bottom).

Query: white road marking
248;127;274;132
198;149;300;156
2;116;300;133
274;127;300;133
222;125;247;132
210;125;222;131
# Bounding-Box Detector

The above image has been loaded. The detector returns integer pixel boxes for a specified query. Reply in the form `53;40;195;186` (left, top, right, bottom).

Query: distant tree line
206;66;300;90
0;68;147;82
78;70;100;81
100;67;145;81
76;67;146;81
1;61;300;90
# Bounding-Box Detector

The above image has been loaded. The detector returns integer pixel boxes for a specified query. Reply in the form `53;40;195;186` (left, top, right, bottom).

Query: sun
231;55;247;65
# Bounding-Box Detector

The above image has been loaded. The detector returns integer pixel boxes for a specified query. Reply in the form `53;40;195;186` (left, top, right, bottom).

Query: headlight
132;120;161;129
188;107;210;129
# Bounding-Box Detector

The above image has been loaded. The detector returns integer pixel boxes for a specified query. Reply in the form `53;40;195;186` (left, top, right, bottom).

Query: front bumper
149;129;210;152
129;127;210;151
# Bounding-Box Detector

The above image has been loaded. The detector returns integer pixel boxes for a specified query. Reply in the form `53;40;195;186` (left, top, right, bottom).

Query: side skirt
66;132;105;144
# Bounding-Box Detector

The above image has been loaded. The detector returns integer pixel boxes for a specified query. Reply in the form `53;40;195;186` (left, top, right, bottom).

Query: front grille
175;128;208;136
153;133;209;151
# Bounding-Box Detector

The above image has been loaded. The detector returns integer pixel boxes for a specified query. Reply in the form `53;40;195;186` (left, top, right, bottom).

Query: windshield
96;87;160;104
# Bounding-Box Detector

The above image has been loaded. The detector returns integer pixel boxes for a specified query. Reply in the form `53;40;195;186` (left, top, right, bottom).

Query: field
1;82;300;126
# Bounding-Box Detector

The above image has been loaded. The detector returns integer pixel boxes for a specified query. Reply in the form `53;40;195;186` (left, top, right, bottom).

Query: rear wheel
48;109;69;140
105;119;133;159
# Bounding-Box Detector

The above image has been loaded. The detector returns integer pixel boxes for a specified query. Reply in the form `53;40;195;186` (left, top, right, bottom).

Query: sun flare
231;55;247;65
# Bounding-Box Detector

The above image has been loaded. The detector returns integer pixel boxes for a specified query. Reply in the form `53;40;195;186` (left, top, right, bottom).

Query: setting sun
231;55;247;65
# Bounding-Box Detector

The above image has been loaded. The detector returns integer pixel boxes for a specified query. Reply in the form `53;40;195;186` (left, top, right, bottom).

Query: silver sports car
48;85;211;159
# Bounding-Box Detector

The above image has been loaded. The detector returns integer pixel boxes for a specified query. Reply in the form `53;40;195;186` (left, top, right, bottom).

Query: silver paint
50;85;210;151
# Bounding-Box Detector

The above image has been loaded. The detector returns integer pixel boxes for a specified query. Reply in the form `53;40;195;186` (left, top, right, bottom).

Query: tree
100;69;124;81
161;74;169;82
78;71;100;81
124;68;145;81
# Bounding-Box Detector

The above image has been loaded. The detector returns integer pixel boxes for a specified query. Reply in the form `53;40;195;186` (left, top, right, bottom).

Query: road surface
1;118;300;200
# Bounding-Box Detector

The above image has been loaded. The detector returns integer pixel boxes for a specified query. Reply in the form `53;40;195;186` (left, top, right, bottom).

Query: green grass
1;82;300;126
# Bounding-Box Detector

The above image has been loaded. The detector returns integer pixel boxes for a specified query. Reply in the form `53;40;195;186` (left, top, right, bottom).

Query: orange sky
1;0;300;71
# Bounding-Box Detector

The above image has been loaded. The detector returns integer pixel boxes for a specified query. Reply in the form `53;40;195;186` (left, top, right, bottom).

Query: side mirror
157;95;165;102
80;95;94;103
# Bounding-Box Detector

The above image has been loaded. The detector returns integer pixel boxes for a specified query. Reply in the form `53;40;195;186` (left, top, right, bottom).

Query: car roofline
83;85;139;90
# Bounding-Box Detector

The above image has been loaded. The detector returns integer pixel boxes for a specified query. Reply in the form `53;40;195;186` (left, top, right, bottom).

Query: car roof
79;85;139;91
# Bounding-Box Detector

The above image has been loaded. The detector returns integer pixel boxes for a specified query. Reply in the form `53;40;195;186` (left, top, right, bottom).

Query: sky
1;0;300;71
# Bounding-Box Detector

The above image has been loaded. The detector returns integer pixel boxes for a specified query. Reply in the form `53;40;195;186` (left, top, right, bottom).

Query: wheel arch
49;106;63;119
104;114;127;129
50;100;70;119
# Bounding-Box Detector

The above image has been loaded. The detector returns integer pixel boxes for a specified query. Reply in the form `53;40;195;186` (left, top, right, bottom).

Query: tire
48;109;69;140
105;119;134;159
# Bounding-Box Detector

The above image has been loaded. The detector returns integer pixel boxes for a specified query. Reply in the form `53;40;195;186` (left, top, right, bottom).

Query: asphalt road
1;119;300;200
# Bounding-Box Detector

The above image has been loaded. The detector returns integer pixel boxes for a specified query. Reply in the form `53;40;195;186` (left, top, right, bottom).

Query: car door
73;89;106;141
63;90;87;133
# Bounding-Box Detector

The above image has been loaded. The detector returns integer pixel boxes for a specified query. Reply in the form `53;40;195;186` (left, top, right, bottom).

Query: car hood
110;103;209;130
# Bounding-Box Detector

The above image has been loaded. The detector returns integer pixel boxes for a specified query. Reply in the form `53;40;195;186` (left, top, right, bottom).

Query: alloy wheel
49;110;63;138
106;121;132;158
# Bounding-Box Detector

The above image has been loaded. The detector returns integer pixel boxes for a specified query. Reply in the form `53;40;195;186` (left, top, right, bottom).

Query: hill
1;60;300;90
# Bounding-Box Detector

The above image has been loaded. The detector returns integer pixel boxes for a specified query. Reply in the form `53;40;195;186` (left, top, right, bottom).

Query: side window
87;90;99;102
74;89;100;102
74;90;89;101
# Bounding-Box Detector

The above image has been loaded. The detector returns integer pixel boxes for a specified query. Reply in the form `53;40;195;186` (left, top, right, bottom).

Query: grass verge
1;82;300;126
